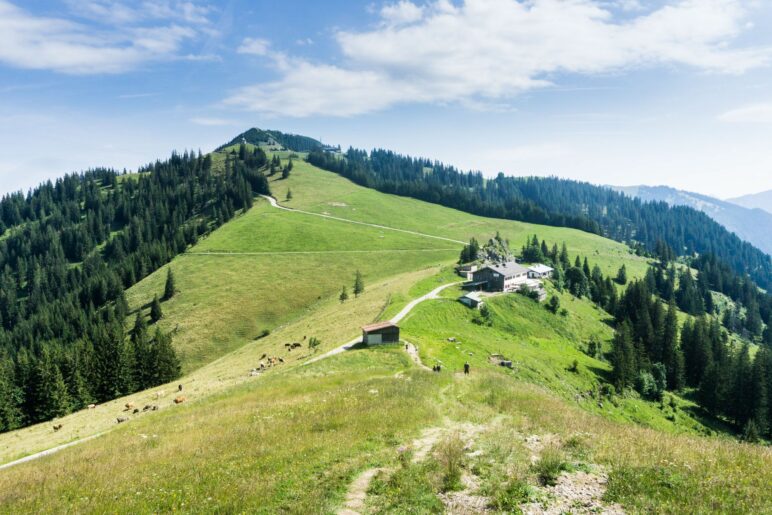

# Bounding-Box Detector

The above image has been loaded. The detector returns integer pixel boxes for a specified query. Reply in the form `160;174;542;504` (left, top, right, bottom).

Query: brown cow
125;402;135;411
53;424;63;431
174;396;186;404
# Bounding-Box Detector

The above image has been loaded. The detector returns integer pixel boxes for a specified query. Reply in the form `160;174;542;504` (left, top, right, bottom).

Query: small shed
527;264;554;279
459;291;484;309
362;321;400;344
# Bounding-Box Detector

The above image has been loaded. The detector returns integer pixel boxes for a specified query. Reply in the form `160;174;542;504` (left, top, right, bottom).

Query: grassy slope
125;202;457;372
400;286;712;435
275;157;651;281
1;150;769;512
2;340;769;513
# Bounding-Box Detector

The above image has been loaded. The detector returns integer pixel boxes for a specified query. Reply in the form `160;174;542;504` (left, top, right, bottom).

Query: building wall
364;327;400;344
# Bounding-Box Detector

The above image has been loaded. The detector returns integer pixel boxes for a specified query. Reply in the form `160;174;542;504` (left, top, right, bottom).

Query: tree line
307;148;772;290
0;145;271;431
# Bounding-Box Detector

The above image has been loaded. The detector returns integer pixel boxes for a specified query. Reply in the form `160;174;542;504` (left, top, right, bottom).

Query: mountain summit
727;189;772;216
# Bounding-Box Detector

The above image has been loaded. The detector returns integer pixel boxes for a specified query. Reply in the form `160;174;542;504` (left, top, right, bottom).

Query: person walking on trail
464;362;470;375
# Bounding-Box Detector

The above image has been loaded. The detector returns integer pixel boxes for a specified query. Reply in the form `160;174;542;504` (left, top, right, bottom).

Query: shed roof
362;321;398;332
528;264;554;274
483;261;529;277
462;291;483;301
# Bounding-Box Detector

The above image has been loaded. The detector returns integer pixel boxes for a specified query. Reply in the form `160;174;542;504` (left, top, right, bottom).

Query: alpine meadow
1;1;772;514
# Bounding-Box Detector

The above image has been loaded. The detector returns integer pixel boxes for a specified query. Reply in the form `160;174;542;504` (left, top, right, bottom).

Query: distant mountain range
727;189;772;215
613;185;772;256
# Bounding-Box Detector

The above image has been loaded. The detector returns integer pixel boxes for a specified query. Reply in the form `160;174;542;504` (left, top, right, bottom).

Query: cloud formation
226;0;769;117
0;0;212;74
719;103;772;123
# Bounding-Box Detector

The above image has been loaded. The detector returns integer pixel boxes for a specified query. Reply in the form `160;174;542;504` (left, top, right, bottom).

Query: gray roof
484;261;529;277
528;264;554;274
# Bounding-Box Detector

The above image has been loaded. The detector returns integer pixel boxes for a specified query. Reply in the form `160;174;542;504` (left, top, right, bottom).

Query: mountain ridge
727;188;772;215
613;184;772;256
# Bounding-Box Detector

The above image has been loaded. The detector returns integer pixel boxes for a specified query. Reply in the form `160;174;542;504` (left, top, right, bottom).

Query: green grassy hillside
0;148;769;513
125;201;457;371
274;156;651;281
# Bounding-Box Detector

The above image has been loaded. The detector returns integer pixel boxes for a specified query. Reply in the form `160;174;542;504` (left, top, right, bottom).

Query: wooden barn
362;321;400;344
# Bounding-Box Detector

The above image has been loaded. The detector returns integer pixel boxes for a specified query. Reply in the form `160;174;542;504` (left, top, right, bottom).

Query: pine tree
353;270;364;297
163;268;176;301
153;329;181;384
662;300;684;390
339;286;349;303
615;265;627;285
286;189;293;201
150;295;163;323
611;321;637;391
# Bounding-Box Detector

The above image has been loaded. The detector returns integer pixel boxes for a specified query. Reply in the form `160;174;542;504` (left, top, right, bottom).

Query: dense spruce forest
508;236;772;439
307;148;772;290
218;128;322;153
0;145;270;431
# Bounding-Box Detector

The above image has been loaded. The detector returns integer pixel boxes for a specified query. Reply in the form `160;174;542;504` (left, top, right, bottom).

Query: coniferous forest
0;145;269;431
307;148;772;290
514;235;772;439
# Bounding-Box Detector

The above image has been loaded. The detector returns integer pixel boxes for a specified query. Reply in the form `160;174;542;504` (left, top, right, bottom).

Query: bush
547;295;560;313
436;433;465;492
533;446;569;486
492;478;532;510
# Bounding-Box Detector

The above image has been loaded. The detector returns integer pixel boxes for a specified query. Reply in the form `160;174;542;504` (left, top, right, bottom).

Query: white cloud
237;37;271;56
718;103;772;123
66;1;213;25
190;117;237;126
380;1;425;25
225;0;769;117
0;0;210;74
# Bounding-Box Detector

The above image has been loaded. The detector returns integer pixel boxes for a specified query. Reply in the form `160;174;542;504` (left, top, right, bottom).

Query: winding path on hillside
305;281;460;366
0;197;462;472
259;194;466;245
0;432;107;472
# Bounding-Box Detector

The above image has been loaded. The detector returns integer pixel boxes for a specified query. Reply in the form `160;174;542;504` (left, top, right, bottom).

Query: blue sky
1;0;772;198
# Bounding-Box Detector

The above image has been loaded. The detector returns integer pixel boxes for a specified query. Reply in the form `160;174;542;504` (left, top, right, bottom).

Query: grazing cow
125;402;135;411
278;357;284;363
53;424;63;431
291;342;302;349
155;391;165;400
88;404;96;409
174;396;186;404
133;408;140;414
143;405;153;412
151;405;159;411
178;384;183;392
260;353;267;360
116;416;129;424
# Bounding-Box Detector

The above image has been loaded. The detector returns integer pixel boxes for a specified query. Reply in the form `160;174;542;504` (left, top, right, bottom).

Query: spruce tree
353;270;364;297
611;321;637;391
662;300;684;390
615;265;627;285
150;295;163;323
163;268;176;301
339;286;349;303
153;329;181;384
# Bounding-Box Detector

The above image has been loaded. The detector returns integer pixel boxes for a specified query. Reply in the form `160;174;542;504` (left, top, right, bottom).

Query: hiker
436;364;441;373
405;343;409;351
464;362;470;375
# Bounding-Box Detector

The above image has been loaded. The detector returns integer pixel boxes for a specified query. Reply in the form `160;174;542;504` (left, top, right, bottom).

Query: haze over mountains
614;185;772;256
728;189;772;215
